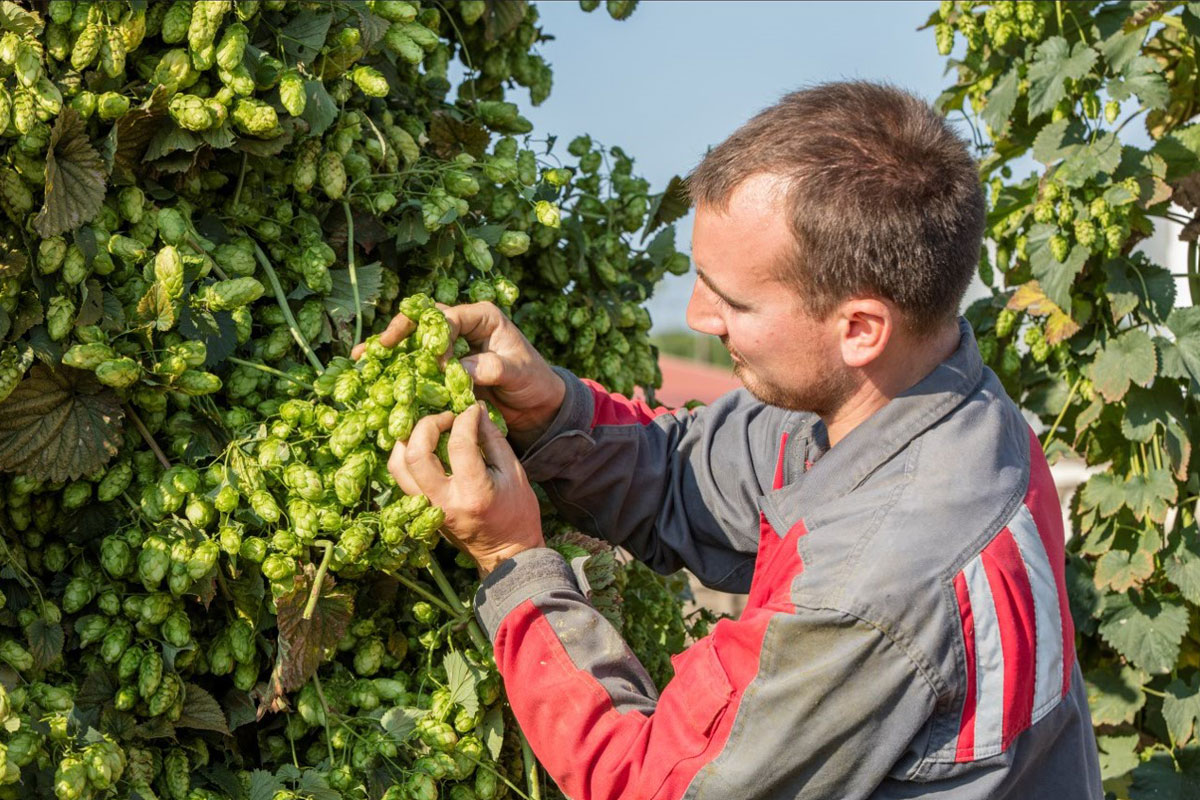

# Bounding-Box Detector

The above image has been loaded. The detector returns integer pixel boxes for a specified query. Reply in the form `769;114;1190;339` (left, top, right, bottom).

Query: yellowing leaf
1007;280;1080;343
261;565;353;718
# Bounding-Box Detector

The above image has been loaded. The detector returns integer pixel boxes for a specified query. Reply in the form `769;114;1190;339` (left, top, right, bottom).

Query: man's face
687;174;858;415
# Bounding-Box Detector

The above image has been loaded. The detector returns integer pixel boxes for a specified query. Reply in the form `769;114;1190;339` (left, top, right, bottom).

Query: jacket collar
766;318;984;524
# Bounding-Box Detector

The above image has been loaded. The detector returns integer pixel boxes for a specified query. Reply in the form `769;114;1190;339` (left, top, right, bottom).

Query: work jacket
474;319;1104;799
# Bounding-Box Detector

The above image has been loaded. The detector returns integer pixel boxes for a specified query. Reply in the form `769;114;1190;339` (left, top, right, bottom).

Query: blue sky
512;0;952;332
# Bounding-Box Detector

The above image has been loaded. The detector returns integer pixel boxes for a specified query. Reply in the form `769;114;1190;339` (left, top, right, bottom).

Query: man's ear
836;298;894;369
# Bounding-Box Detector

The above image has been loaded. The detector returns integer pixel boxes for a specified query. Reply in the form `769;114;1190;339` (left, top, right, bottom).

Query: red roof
636;354;742;408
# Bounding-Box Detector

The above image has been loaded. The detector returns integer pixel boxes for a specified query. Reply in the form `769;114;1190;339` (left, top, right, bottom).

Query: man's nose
685;282;725;338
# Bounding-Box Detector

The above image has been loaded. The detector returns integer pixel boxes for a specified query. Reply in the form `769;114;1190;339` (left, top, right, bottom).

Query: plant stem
342;200;363;347
302;540;334;620
1041;375;1082;454
311;672;336;765
251;241;325;373
520;731;542;800
1188;241;1200;307
233;151;248;207
227;356;308;387
427;556;489;651
387;569;460;617
126;405;172;469
427;556;464;610
186;235;230;281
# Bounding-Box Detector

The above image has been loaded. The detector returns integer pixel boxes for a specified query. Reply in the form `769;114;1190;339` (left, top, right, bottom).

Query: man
379;82;1103;798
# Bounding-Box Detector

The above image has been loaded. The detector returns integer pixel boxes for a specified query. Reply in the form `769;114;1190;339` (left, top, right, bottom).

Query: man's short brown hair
687;81;985;336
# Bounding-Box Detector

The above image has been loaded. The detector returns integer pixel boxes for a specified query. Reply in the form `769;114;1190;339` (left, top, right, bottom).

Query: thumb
460;352;507;387
478;402;520;473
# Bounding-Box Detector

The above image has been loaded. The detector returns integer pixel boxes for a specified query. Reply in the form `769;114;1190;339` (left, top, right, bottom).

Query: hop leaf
0;365;124;482
34;108;106;237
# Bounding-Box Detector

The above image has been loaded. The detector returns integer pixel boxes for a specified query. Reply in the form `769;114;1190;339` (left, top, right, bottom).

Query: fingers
378;313;417;349
351;313;416;359
441;302;503;349
459;352;506;387
388;411;454;495
477;402;521;474
446;404;488;486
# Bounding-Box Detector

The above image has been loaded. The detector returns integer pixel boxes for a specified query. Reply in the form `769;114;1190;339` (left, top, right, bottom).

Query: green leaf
77;278;105;329
281;10;332;64
112;86;169;186
178;306;238;368
1032;118;1087;164
176;683;231;736
1099;25;1148;74
24;617;63;672
325;263;382;321
1028;224;1087;311
1105;257;1176;323
645;225;676;267
444;650;482;717
642;175;690;241
1107;55;1170;111
1130;745;1200;800
0;365;123;482
1080;471;1128;517
483;0;528;42
481;706;504;760
1167;306;1200;386
1086;664;1146;725
75;669;117;713
247;770;284;800
144;123;202;163
395;210;431;250
1164;418;1192;480
34;108;107;238
1028;37;1098;117
1124;467;1178;523
299;83;333;140
1165;674;1200;747
1168;528;1200;602
1098;591;1189;674
297;770;340;800
1153;124;1200;182
263;565;354;715
982;68;1021;134
1097;734;1141;782
1121;383;1186;444
380;706;425;741
200;124;237;151
1057;132;1122;188
466;224;506;245
1095;548;1155;592
1089;329;1156;402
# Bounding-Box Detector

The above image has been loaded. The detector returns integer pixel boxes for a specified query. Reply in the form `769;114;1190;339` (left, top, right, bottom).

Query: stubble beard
727;340;858;417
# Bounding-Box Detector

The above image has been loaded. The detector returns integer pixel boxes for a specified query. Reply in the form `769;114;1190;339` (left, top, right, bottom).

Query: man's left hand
388;403;544;576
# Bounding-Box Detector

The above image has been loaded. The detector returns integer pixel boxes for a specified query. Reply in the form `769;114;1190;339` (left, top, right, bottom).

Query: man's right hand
360;302;565;451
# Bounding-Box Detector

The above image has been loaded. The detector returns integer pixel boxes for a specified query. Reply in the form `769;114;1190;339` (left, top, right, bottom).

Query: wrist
476;539;545;578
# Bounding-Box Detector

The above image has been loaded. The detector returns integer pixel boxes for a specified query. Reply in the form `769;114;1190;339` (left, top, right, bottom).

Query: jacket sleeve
475;548;939;800
518;367;796;592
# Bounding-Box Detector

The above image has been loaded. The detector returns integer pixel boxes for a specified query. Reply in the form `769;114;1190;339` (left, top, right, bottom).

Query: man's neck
822;322;962;448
